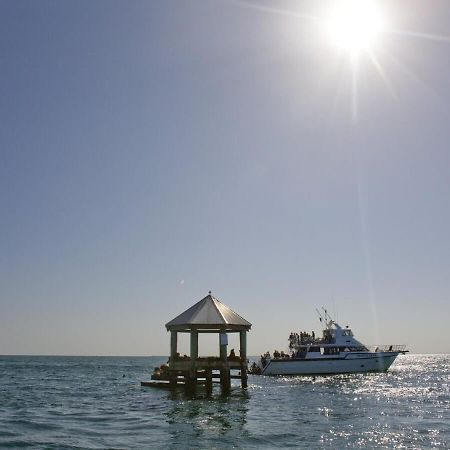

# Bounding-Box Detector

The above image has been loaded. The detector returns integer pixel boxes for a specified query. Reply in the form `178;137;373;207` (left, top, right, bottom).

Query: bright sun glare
326;0;385;55
239;0;450;120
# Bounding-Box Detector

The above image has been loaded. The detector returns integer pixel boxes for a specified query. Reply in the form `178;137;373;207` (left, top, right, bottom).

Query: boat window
309;346;320;352
322;347;339;355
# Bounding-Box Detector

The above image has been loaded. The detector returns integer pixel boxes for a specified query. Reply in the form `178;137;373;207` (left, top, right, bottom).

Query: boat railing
368;344;408;353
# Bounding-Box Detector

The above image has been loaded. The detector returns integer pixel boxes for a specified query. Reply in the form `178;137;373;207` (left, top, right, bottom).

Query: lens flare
326;0;385;55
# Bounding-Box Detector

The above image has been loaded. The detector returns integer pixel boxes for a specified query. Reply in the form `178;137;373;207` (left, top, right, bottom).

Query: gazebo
165;292;252;390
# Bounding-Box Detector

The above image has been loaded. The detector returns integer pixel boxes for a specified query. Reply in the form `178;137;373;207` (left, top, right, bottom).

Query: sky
1;0;449;356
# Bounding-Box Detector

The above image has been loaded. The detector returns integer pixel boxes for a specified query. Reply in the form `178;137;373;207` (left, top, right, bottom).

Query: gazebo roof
165;294;252;332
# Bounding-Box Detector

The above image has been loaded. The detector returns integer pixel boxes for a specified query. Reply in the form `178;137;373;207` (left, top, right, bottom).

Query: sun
237;0;450;122
325;0;385;55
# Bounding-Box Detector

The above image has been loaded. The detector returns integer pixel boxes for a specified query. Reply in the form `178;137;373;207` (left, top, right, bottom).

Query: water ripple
0;355;448;449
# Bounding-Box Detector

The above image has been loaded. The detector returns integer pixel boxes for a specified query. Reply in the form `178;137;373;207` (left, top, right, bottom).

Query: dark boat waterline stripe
263;369;389;376
268;355;397;363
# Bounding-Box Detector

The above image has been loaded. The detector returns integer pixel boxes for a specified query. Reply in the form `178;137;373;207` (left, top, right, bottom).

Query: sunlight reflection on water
0;354;448;449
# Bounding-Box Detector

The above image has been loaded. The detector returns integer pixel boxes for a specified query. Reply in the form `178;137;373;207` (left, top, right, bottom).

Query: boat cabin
283;320;369;360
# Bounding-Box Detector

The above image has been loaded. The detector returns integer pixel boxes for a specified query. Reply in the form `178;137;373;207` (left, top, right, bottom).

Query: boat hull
261;352;399;376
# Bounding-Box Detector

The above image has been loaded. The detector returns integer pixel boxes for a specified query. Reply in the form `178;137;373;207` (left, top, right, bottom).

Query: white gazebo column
219;331;230;390
219;331;228;361
239;330;247;360
170;331;178;361
240;330;248;388
189;329;198;385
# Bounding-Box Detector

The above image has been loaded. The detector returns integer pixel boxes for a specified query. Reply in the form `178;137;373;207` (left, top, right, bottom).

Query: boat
253;309;408;376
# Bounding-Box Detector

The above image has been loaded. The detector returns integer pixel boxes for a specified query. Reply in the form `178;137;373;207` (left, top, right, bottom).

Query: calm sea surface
0;354;448;449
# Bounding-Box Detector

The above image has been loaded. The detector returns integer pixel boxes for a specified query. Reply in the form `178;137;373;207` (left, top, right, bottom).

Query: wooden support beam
241;367;248;388
169;372;177;387
220;369;231;391
205;369;212;391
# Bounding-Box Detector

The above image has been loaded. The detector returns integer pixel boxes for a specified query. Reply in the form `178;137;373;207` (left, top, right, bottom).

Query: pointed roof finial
208;290;212;295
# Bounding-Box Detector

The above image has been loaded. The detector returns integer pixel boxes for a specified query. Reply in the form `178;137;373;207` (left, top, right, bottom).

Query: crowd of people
289;331;316;347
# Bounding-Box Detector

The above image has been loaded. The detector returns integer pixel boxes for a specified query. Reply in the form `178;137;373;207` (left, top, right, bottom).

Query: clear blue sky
1;0;449;355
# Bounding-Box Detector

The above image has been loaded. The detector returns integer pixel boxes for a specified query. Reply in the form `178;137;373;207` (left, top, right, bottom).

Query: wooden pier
142;292;252;392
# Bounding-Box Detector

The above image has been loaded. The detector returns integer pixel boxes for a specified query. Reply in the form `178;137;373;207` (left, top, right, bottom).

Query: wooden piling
205;369;213;391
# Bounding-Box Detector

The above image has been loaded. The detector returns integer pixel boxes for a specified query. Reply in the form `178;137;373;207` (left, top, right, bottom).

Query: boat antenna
332;299;336;323
322;307;333;322
316;308;325;323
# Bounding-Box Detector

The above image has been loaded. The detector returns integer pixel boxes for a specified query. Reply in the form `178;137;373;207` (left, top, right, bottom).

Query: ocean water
0;354;448;449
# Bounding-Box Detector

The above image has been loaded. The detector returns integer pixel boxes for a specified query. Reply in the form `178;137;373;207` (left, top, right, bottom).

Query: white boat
257;309;408;376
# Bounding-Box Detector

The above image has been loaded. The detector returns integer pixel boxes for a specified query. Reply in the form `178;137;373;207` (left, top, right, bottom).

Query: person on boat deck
273;350;280;358
261;353;269;367
229;348;236;358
